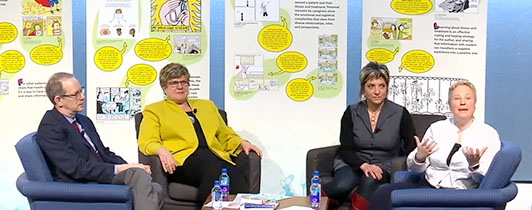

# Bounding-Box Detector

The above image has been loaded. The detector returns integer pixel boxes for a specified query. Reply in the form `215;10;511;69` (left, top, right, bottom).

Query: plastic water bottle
310;178;321;208
311;171;321;186
211;181;222;210
219;168;230;201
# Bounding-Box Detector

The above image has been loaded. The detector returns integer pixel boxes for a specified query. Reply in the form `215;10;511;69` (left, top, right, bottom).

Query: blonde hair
448;80;476;102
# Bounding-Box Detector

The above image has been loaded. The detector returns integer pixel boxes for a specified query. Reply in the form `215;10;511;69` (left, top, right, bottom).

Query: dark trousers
323;166;391;200
112;168;164;210
367;176;433;210
168;148;249;203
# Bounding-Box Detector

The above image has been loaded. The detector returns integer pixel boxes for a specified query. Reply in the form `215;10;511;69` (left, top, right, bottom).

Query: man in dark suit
37;72;163;210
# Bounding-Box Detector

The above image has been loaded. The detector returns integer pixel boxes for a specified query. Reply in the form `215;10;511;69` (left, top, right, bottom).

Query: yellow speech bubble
0;50;25;77
135;36;172;61
95;42;127;71
30;37;63;65
391;0;433;15
286;77;317;102
366;48;399;64
125;64;157;87
0;22;17;44
269;51;307;76
258;17;293;52
399;50;435;73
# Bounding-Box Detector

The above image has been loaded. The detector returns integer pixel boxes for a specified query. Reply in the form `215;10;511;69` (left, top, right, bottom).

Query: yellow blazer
138;99;244;166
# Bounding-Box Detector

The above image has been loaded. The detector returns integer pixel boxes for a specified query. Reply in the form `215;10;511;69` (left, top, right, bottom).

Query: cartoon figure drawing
109;8;127;24
116;28;122;36
23;21;32;36
160;0;190;26
390;24;398;40
34;0;61;14
439;0;470;13
260;0;270;17
151;0;202;32
52;20;61;36
398;23;410;40
129;28;135;37
28;23;43;36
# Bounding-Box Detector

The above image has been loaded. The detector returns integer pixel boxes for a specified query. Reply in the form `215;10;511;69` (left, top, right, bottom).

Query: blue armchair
15;132;133;210
391;140;521;210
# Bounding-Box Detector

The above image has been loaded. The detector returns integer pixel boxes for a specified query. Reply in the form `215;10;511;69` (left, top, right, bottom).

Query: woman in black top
323;62;416;210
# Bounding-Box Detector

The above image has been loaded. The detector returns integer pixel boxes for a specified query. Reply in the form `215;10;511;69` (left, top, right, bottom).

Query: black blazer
338;100;416;173
36;108;126;184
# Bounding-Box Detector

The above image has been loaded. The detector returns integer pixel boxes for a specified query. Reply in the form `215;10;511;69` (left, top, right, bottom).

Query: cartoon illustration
370;18;412;40
96;3;138;38
173;35;201;54
96;87;141;120
100;28;111;36
34;0;61;14
109;8;127;24
28;23;43;36
260;0;270;17
151;0;201;32
23;21;32;36
51;20;61;36
439;0;469;13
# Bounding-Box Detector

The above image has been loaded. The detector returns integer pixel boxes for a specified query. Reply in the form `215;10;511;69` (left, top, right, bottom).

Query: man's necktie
71;121;103;162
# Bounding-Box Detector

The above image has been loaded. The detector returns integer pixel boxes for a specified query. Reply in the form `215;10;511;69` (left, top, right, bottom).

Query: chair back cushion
15;132;53;182
411;114;447;139
479;140;521;189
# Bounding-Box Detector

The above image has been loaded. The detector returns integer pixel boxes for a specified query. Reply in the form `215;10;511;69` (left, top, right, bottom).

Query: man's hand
117;163;151;174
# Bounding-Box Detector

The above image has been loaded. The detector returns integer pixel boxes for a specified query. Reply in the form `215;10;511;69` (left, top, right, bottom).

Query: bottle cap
214;180;220;185
312;179;319;183
313;171;320;176
222;168;228;173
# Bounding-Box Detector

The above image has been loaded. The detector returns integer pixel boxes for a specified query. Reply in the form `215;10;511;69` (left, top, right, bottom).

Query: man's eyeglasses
167;80;189;88
61;88;85;99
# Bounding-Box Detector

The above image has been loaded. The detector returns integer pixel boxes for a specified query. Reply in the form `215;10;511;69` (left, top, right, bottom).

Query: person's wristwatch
469;163;480;171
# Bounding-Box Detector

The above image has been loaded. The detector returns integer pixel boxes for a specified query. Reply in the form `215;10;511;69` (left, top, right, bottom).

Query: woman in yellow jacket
138;63;262;202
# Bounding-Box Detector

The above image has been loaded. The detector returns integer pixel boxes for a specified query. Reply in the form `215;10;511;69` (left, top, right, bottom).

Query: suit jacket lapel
376;100;397;130
355;102;373;134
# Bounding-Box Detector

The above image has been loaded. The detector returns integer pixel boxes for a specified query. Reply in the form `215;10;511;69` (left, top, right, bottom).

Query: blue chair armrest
391;182;518;208
16;173;132;202
393;171;424;183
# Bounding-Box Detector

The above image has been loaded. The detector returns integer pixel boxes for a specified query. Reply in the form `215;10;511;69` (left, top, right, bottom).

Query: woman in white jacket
367;80;501;210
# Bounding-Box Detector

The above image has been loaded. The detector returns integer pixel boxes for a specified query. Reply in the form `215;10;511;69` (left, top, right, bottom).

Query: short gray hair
359;62;390;97
46;72;74;104
159;63;190;90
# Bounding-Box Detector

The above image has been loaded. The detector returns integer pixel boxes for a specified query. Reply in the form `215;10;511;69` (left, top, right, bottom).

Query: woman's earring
361;94;366;101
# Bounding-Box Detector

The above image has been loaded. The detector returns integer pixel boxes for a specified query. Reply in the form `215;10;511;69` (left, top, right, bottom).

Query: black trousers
167;148;249;203
367;176;433;210
323;165;391;200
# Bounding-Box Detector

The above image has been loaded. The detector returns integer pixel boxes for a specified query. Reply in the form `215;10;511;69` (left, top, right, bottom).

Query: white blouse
407;118;501;189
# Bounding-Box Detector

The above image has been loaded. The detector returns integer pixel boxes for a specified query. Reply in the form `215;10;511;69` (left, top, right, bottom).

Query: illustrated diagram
151;0;202;32
96;87;142;120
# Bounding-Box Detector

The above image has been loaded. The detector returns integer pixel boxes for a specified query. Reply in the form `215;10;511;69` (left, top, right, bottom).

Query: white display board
85;0;211;162
362;0;488;120
225;0;348;195
0;0;73;209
